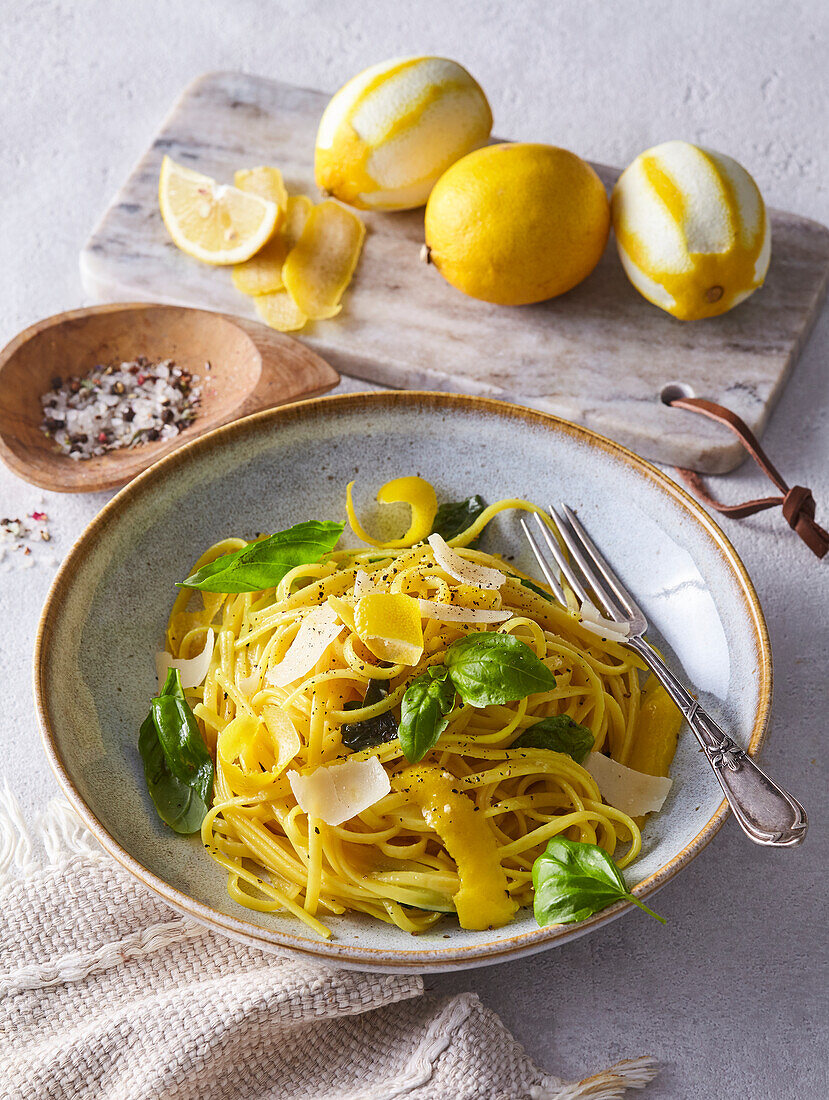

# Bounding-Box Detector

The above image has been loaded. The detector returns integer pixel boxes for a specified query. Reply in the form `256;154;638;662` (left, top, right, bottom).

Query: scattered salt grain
40;356;202;460
0;511;53;571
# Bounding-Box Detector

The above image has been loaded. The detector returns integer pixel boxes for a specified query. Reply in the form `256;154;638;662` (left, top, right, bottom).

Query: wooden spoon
0;303;339;492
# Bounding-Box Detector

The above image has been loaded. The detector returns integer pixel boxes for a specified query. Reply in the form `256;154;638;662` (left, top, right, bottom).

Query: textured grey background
1;2;826;1097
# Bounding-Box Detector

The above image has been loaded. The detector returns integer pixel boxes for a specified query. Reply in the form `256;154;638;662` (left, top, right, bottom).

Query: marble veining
80;72;829;473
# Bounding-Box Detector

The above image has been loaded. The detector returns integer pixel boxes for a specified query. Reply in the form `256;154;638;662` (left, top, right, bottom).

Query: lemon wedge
159;156;279;265
354;593;424;665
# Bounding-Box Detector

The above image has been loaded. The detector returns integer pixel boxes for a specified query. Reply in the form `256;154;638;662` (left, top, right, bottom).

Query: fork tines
520;506;643;630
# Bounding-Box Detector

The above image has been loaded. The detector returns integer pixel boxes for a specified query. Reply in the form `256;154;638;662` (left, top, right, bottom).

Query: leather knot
782;485;815;529
782;486;829;558
669;396;828;559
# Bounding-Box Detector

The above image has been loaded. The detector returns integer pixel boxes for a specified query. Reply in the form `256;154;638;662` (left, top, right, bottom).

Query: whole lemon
611;140;771;320
423;143;610;306
315;56;492;211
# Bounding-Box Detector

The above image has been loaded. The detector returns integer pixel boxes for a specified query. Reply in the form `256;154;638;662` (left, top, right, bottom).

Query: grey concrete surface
0;3;826;1096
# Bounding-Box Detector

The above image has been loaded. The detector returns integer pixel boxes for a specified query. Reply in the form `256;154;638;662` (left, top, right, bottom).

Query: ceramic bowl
35;392;771;972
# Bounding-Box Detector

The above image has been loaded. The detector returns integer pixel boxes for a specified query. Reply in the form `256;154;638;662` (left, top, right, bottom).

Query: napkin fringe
0;781;103;883
533;1056;658;1099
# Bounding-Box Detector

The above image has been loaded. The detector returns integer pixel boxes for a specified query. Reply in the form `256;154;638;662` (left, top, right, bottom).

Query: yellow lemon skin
315;56;492;211
424;143;611;306
611;140;771;320
354;593;424;665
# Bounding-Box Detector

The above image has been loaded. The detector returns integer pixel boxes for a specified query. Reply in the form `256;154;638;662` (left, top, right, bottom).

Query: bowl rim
33;390;772;971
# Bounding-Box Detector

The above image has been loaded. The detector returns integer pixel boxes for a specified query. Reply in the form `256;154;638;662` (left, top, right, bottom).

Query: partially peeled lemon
611;141;771;320
315;56;492;211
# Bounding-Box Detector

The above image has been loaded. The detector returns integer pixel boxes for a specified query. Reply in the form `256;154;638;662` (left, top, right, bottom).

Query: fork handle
627;638;807;848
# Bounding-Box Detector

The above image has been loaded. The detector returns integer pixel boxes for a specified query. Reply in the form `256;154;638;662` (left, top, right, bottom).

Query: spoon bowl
0;302;339;492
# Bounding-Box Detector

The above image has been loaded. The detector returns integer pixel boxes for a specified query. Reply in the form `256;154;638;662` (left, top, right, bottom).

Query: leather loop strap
669;396;828;559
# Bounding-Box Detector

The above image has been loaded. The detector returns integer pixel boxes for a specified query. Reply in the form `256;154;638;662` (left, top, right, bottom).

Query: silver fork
520;507;807;848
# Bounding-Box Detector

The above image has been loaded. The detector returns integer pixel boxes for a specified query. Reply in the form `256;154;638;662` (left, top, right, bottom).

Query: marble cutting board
81;71;829;473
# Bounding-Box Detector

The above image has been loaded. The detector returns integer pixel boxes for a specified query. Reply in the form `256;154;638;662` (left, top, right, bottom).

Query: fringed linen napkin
0;788;657;1100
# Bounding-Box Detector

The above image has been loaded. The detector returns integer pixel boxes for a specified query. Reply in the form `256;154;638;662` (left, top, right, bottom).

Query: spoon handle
628;637;807;848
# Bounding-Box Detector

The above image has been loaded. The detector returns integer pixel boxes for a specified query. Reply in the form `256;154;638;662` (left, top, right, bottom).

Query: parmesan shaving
265;604;344;688
353;568;385;597
579;600;630;640
288;756;391;826
417;599;512;624
155;628;214;689
427;533;505;590
584;751;673;816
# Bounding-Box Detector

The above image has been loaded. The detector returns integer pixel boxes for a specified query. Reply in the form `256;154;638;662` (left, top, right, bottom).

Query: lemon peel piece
282;200;365;320
233;235;289;295
254;289;308;332
234;166;289;214
233;194;315;297
282;194;314;247
159;156;280;266
354;593;424;665
627;682;682;778
398;765;518;930
217;712;298;796
346;476;438;549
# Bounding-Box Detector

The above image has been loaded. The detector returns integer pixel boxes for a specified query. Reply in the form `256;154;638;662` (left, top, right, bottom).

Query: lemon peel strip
346;476;438;549
398;765;518;930
254;289;307;332
282;200;366;320
233;194;314;298
234;166;289;214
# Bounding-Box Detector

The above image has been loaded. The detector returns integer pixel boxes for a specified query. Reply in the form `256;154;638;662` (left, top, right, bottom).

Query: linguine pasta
161;490;674;939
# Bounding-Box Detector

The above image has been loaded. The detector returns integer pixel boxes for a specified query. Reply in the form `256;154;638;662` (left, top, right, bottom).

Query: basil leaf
399;666;456;763
532;837;665;926
138;668;214;834
341;679;399;751
180;520;345;592
520;578;554;602
432;495;487;546
159;664;186;699
445;632;557;706
514;715;594;763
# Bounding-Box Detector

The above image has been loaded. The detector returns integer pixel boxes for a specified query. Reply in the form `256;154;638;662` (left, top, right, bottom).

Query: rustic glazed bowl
35;392;771;972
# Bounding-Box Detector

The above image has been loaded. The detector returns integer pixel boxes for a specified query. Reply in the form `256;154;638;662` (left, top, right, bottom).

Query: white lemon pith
611;141;771;320
315;56;492;211
158;156;279;265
